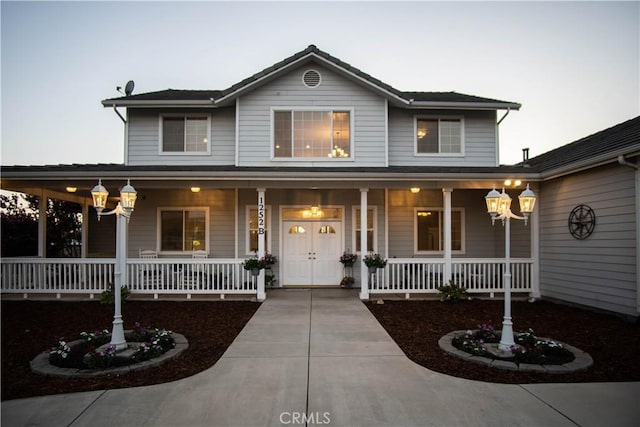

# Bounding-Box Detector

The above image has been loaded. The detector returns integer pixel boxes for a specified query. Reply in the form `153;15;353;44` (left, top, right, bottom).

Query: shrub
437;280;468;302
100;284;130;304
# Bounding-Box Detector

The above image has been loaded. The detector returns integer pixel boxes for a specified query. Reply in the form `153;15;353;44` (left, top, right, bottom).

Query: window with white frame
247;206;270;254
415;117;463;155
158;208;208;253
160;116;210;154
353;207;376;253
415;208;464;253
273;109;352;159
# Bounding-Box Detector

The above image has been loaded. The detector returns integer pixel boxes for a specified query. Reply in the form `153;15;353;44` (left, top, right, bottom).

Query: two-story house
2;45;638;319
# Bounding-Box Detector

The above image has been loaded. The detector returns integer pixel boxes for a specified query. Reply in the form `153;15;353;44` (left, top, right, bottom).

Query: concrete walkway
3;289;639;426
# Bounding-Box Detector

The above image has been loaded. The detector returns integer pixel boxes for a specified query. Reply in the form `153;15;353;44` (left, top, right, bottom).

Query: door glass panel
288;225;306;234
318;225;335;234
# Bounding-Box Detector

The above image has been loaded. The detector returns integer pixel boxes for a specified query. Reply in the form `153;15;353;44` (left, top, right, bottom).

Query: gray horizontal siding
388;108;497;167
126;108;235;166
539;163;637;316
237;63;387;167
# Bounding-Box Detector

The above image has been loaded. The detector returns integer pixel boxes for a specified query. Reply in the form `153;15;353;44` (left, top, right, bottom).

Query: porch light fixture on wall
485;184;536;352
90;179;137;352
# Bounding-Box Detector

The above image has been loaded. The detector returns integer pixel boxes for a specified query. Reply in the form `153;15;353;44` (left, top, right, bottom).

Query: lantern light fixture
485;183;537;351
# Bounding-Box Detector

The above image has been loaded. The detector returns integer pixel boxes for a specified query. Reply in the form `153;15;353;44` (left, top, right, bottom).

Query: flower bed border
438;330;593;374
30;332;188;378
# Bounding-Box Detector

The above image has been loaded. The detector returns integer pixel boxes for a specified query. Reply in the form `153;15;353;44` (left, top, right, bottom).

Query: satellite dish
124;80;134;96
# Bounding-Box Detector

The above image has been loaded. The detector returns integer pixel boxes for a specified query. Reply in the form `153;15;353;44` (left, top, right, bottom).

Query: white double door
282;220;342;286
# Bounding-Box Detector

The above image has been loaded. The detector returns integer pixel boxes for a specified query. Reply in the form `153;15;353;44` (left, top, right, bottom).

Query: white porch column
359;188;369;300
443;188;452;283
530;194;541;299
38;195;46;257
256;188;266;301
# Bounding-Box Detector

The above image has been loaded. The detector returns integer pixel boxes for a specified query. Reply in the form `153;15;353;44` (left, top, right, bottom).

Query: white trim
270;107;355;161
413;207;466;255
352;206;377;254
246;204;272;255
158;114;212;155
413;115;465;157
156;206;210;255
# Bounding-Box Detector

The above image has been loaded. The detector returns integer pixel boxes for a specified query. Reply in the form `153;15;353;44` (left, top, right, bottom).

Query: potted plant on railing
243;256;265;276
363;252;387;274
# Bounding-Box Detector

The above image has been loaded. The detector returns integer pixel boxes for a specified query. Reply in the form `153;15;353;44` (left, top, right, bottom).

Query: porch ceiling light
190;187;201;193
66;187;77;193
410;187;420;194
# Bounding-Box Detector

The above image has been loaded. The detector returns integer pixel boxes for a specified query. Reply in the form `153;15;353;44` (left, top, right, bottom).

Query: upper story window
273;109;352;159
160;116;210;154
415;117;463;155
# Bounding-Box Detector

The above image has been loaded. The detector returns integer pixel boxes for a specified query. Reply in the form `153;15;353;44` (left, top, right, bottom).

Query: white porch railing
2;257;532;298
370;258;533;295
1;258;257;298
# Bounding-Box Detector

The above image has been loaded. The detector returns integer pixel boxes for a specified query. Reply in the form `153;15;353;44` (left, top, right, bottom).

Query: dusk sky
1;1;638;166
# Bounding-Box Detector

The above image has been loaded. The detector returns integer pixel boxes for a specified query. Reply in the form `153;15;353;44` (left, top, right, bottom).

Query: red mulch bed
366;298;640;384
2;298;639;401
1;300;260;401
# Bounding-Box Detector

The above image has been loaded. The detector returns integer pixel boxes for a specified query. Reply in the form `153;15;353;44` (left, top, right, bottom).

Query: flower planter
251;268;261;276
368;266;378;274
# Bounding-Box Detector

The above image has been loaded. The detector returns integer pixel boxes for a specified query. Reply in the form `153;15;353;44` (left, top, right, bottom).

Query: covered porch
0;166;539;301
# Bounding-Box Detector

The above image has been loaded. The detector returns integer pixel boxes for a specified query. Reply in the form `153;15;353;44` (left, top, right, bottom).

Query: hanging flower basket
363;252;387;269
339;252;357;267
243;256;265;274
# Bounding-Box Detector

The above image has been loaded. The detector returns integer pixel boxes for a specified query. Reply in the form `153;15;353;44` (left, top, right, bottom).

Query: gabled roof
102;45;520;110
525;116;640;176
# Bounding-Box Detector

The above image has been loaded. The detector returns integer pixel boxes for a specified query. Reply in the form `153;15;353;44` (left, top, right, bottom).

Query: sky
1;1;638;166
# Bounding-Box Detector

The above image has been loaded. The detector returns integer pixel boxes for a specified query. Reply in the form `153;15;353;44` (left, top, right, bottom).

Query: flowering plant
339;252;357;266
49;339;72;366
261;252;277;266
363;252;387;268
85;344;117;369
132;325;175;362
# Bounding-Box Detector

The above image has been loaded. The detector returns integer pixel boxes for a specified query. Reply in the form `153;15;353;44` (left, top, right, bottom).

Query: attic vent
303;69;321;88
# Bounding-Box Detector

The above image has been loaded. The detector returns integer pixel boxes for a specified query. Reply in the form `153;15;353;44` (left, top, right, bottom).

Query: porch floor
3;289;638;426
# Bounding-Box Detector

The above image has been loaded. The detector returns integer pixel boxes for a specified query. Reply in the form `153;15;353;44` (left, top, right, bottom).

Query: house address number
257;196;265;235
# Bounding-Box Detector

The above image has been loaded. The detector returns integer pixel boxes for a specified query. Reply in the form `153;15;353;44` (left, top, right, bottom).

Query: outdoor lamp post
91;179;137;350
485;184;536;351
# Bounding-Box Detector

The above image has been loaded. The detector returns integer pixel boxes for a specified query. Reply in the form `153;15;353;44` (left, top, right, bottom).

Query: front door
282;221;342;286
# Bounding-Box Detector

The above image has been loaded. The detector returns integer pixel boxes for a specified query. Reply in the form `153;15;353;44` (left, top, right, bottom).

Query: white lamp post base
110;316;127;351
498;317;515;351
